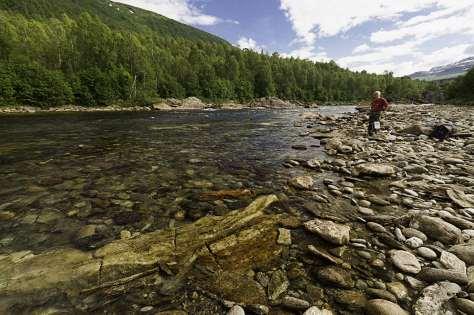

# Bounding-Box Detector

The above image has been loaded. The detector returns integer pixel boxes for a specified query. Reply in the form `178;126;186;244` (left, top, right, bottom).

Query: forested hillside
446;68;474;103
0;0;426;107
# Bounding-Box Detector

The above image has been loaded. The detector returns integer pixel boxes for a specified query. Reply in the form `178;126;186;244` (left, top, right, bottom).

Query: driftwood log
0;195;281;311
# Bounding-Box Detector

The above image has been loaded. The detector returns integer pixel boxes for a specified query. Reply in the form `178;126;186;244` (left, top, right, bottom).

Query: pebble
367;222;386;233
401;228;427;242
405;237;423;249
304;219;350;245
358;207;375;215
227;305;245;315
417;247;437;260
390;250;421;274
366;299;409;315
303;306;333;315
281;296;310;310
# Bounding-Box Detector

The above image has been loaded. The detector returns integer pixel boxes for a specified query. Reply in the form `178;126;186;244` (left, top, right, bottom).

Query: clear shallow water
0;107;355;254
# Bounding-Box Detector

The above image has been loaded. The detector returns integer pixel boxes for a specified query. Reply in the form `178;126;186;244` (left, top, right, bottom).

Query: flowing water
0;107;355;255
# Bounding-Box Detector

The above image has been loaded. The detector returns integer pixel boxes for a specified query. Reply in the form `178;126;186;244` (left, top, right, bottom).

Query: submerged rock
316;266;354;288
289;176;314;190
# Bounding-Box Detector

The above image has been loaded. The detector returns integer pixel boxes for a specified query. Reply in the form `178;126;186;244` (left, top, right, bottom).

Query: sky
115;0;474;76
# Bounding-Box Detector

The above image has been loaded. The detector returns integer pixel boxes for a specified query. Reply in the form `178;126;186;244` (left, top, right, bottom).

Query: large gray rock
353;163;395;177
440;251;466;274
413;281;461;315
418;268;468;285
415;216;461;245
366;299;409;315
390;250;421;274
304;219;350;245
449;243;474;266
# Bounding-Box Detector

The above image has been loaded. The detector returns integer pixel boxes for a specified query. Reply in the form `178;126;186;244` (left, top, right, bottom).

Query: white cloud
114;0;228;26
282;45;330;62
279;0;474;75
236;37;265;52
353;44;371;54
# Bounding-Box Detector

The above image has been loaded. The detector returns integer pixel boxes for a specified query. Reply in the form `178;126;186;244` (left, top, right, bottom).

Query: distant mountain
409;57;474;81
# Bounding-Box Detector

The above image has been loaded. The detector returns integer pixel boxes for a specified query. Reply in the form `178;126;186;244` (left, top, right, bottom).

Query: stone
406;237;423;249
304;219;351;245
449;243;474;266
0;211;15;221
366;299;409;315
418;268;469;285
390;250;421;274
268;270;289;300
454;298;474;314
413;281;461;315
367;222;386;233
401;228;427;242
317;266;354;288
289;176;314;190
366;289;397;303
277;228;292;245
358;207;375;215
245;304;269;315
417;247;437;260
281;296;310;310
303;306;334;315
120;230;132;239
405;275;426;290
440;251;466;274
353;163;395;177
367;195;390;206
334;290;367;309
227;305;245;315
73;225;106;249
416;216;461;245
386;282;409;301
395;228;406;242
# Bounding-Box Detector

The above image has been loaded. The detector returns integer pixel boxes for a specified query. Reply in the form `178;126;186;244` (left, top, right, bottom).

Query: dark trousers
368;111;381;136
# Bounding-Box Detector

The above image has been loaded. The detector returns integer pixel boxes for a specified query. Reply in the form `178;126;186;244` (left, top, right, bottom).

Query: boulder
415;216;461;245
390;250;421;274
449;243;474;266
304;219;350;245
413;281;461;315
366;299;409;315
353;163;395;177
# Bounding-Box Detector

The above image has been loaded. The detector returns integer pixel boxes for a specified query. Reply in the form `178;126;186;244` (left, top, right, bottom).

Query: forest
0;0;429;107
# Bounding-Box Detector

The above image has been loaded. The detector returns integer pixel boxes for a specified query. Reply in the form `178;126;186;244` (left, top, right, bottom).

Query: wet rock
113;211;142;225
367;195;390;206
454;298;474;314
417;247;437;260
282;296;310;310
401;228;427;242
366;299;409;315
317;266;354;289
0;211;15;221
449;243;474;265
415;216;461;245
304;219;350;245
418;268;468;285
405;275;426;290
353;163;395;177
390;250;421;274
406;237;423;249
366;289;397;303
227;305;245;315
73;225;106;249
440;251;466;274
277;228;292;245
386;282;408;301
268;269;289;300
289;176;314;190
334;290;367;309
413;281;461;315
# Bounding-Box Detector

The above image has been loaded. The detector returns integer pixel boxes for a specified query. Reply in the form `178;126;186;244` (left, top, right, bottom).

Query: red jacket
371;98;389;112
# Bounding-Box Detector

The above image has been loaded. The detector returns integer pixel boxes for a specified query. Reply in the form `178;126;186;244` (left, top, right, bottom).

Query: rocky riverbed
1;104;474;314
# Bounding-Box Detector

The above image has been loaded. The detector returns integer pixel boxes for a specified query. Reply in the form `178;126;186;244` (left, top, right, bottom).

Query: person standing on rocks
368;91;389;136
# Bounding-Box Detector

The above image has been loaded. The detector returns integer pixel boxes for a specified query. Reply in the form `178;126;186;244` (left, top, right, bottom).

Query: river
0;107;355;255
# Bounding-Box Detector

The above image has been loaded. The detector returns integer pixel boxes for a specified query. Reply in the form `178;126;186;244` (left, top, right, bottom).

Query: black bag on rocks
430;124;456;140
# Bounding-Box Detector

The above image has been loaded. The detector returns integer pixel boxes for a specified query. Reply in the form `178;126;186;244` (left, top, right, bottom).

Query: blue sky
116;0;474;76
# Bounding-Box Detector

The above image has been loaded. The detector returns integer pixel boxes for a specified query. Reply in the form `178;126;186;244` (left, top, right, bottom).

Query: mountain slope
410;57;474;81
0;0;227;44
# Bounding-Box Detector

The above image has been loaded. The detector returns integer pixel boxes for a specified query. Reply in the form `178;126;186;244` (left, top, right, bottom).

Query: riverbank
0;97;321;114
1;104;473;314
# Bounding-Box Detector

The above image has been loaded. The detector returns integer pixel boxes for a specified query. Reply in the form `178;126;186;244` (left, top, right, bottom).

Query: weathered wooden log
0;195;279;311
